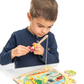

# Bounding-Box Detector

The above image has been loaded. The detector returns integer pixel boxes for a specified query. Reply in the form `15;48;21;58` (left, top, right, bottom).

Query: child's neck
28;26;36;36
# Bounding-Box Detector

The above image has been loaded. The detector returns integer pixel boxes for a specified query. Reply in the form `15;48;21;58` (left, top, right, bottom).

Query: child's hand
33;43;44;56
11;45;30;59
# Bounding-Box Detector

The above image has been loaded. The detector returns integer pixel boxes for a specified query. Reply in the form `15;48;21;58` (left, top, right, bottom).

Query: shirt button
37;40;39;42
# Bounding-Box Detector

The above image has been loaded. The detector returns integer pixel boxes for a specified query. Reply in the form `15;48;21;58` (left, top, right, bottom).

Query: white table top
0;62;81;84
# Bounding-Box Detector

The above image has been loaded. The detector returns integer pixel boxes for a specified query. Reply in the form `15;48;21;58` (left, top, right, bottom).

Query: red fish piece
29;46;34;52
56;75;63;81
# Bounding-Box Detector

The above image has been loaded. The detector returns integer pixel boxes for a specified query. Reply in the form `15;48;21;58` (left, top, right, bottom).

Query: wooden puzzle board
13;66;76;84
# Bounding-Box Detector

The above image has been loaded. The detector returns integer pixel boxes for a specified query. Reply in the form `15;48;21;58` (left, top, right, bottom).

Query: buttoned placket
35;36;44;44
35;36;40;44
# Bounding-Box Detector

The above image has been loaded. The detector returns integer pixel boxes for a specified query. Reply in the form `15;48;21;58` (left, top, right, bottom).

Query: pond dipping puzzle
13;66;76;84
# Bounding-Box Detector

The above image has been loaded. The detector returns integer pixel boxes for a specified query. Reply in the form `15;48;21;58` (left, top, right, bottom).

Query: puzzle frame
13;66;76;84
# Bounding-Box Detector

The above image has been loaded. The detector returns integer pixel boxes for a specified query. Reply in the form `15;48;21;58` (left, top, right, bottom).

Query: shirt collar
26;26;43;40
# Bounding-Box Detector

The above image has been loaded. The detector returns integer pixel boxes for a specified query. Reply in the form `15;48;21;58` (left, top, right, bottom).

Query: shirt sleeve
39;34;59;64
0;33;16;65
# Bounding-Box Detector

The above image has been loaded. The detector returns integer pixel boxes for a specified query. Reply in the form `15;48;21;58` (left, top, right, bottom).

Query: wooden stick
37;35;48;45
31;35;48;51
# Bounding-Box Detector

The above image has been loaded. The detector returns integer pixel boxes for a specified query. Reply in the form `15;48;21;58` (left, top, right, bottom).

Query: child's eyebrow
37;23;53;28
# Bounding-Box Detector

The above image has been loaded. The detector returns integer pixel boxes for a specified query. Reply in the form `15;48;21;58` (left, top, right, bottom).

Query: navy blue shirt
0;27;59;68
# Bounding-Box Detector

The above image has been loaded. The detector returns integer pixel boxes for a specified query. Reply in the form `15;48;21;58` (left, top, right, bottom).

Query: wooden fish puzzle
13;66;76;84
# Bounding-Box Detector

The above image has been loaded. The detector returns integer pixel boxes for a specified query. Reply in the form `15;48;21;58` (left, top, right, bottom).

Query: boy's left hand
33;43;44;56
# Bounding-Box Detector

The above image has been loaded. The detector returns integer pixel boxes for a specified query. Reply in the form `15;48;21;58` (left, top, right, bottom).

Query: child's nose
42;28;47;33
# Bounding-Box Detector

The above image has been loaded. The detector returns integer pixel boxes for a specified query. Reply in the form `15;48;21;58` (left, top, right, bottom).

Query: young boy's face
27;13;55;37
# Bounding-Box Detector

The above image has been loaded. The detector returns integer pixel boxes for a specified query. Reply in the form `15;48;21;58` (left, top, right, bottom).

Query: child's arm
11;45;30;59
38;34;59;64
0;33;30;65
32;34;59;64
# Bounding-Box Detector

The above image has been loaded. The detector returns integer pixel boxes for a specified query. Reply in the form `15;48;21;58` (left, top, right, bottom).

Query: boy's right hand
11;45;30;59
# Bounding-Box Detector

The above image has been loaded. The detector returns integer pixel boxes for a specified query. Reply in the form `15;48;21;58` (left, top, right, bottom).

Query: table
0;63;78;84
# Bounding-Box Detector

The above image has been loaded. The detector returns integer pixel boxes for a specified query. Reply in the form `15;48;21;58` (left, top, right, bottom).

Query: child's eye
38;25;43;27
48;26;51;28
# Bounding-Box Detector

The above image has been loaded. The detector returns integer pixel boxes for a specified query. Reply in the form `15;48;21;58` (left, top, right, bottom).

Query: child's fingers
32;43;36;46
34;47;40;51
14;45;30;57
20;51;28;56
34;44;41;51
20;48;29;53
35;44;41;48
33;51;38;55
27;46;31;51
19;46;30;52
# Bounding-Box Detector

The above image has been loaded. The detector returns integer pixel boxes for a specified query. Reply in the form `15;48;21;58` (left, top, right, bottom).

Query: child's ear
27;12;32;21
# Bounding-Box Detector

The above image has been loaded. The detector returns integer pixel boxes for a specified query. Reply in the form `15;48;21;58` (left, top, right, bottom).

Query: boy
0;0;59;68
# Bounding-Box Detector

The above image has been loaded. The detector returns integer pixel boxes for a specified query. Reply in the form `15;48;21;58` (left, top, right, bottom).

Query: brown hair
30;0;58;21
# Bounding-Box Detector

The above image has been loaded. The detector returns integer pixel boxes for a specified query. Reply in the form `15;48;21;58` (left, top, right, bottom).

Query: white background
0;0;84;83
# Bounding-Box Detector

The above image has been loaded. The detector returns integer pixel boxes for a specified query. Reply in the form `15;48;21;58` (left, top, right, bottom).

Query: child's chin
39;35;44;38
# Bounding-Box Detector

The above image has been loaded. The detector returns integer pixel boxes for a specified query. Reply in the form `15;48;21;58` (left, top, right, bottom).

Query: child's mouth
40;34;44;37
